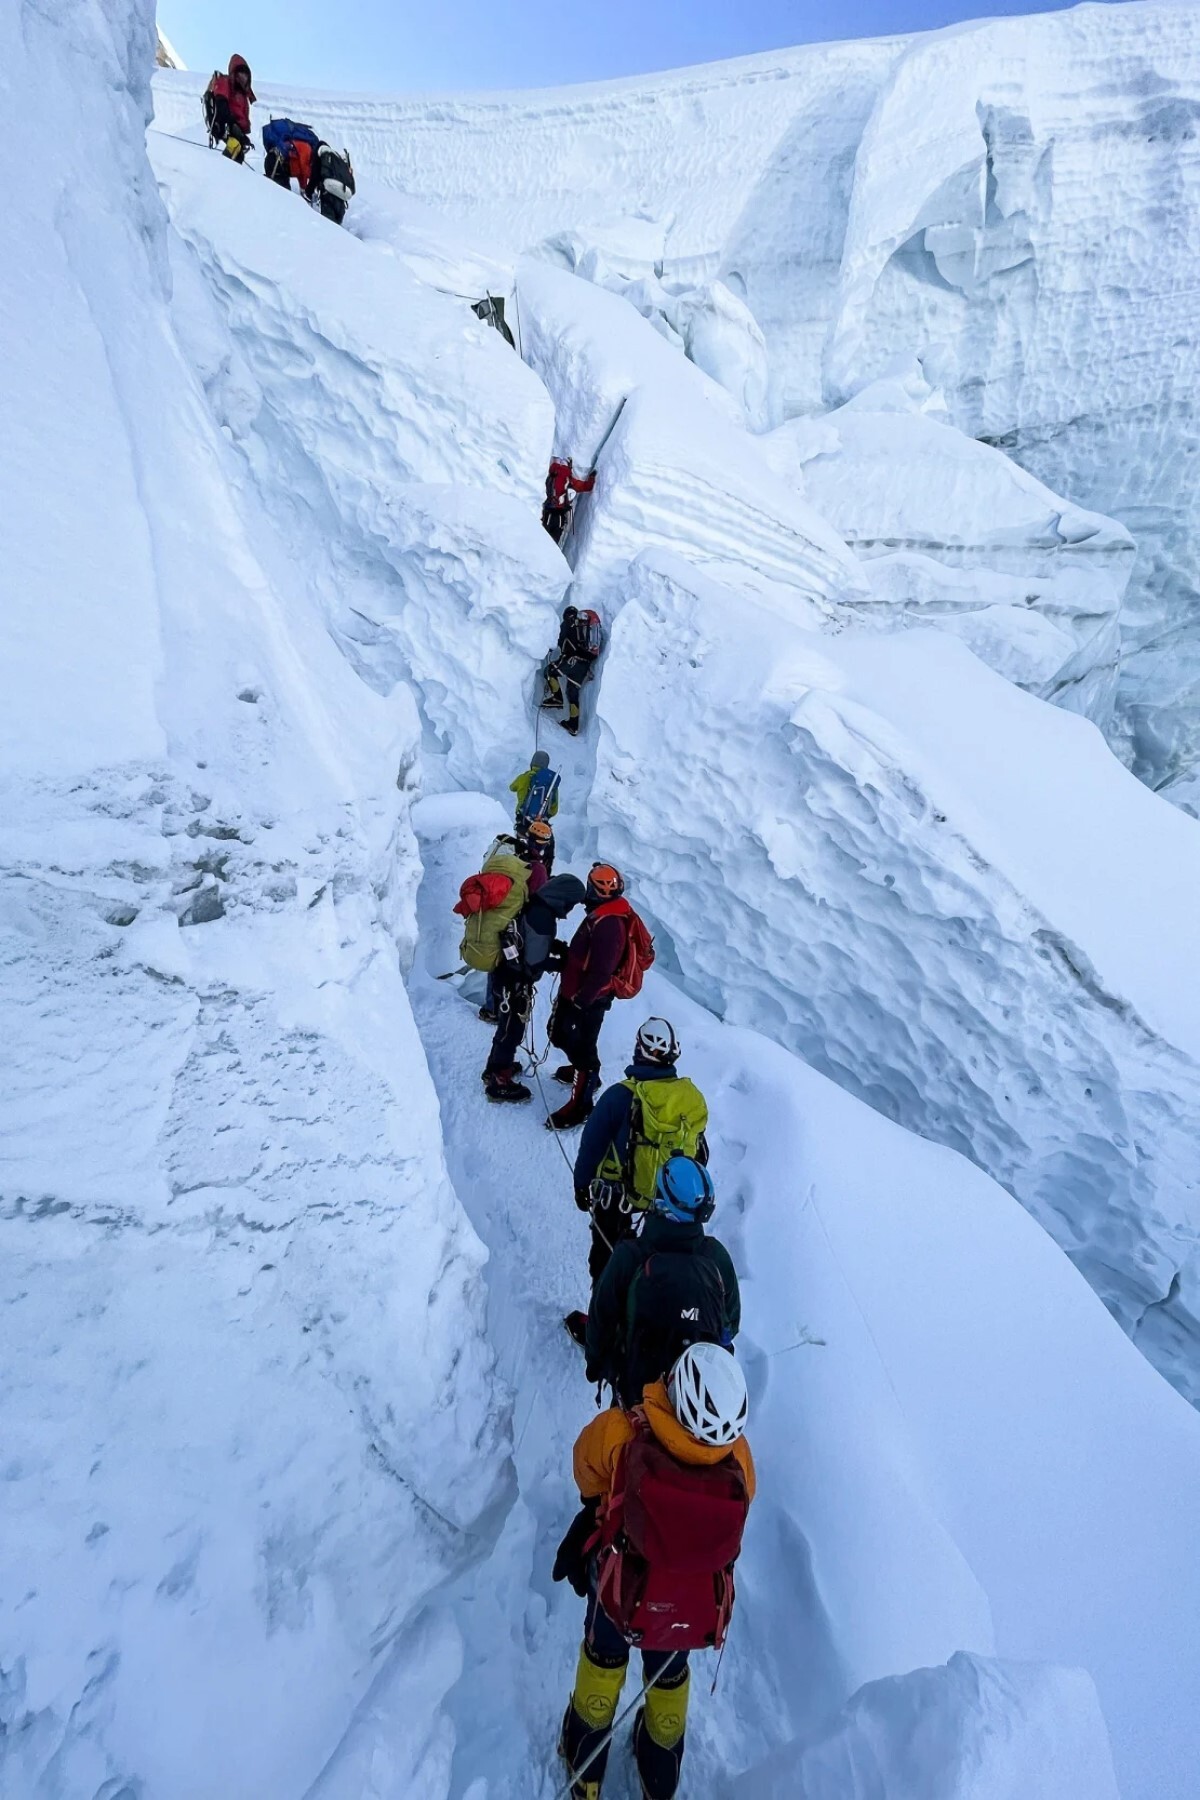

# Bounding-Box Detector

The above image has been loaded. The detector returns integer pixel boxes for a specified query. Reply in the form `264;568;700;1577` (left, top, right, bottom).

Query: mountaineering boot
557;1705;604;1799
560;1647;627;1797
632;1703;687;1800
559;716;580;736
552;1063;576;1085
547;1068;598;1131
563;1309;588;1346
480;1062;523;1083
478;1003;498;1024
484;1068;532;1103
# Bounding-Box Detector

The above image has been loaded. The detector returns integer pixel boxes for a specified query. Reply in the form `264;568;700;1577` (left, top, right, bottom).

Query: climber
565;1017;709;1298
542;457;596;547
261;121;357;225
553;1343;754;1800
541;604;603;737
479;822;553;1022
510;749;561;832
583;1155;739;1407
202;55;255;163
262;118;320;194
483;873;587;1103
547;864;654;1132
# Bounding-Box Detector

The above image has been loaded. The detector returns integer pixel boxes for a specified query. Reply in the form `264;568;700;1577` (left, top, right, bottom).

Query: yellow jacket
573;1380;756;1504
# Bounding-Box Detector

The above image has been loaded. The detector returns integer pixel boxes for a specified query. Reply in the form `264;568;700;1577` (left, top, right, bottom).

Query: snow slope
153;2;1200;791
591;552;1200;1404
151;134;565;793
762;369;1135;723
1;4;509;1792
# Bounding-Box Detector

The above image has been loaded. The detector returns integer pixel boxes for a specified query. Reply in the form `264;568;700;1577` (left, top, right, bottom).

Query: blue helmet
654;1154;715;1224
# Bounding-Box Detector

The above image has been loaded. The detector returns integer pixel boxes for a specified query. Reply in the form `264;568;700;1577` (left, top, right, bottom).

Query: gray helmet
531;750;550;771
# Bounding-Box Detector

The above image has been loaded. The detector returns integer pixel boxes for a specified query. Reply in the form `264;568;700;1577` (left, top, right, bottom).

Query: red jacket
211;55;255;134
561;898;629;1005
546;459;596;508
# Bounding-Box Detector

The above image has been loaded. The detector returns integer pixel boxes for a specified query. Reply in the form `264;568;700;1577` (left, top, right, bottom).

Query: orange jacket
573;1380;756;1504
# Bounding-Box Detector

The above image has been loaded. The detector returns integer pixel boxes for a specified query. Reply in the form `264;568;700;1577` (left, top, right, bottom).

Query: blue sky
161;0;1173;93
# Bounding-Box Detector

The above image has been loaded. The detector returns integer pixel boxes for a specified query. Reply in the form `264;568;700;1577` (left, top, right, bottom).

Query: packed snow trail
403;793;787;1797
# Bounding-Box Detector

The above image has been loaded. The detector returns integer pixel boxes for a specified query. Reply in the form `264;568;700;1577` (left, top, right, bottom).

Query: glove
552;1498;599;1597
546;940;567;971
574;1186;591;1213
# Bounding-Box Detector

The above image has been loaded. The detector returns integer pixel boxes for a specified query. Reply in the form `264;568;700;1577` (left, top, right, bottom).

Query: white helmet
668;1343;748;1448
634;1017;679;1066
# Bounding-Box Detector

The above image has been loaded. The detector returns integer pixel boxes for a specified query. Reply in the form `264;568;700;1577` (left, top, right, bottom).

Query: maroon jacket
211;55;255;134
560;898;629;1005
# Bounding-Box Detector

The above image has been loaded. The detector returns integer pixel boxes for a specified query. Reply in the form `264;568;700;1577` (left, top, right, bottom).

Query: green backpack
621;1077;709;1208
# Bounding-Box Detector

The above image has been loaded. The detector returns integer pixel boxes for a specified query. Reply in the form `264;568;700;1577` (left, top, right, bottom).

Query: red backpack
579;608;604;657
593;1417;750;1651
611;909;655;1001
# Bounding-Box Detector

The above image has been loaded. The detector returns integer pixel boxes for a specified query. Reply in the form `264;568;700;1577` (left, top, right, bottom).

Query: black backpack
317;145;356;195
620;1250;726;1405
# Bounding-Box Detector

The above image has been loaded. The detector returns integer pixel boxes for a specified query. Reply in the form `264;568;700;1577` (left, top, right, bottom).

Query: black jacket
585;1211;740;1401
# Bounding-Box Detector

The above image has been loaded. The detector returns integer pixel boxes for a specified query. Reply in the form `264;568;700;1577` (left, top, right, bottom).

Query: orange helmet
526;819;554;845
587;862;624;901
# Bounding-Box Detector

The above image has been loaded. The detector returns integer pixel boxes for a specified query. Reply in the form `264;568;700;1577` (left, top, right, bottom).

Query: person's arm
585;1244;634;1383
570;468;597;494
572;1409;630;1499
575;912;626;1005
711;1240;741;1340
573;1085;624;1197
510;771;529;803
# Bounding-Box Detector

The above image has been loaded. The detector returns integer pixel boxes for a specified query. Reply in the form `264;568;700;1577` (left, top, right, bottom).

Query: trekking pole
552;1662;674;1800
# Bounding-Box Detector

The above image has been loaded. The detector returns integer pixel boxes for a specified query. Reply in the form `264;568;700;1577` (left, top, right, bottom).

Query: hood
586;894;630;918
640;1381;738;1467
537;873;587;919
640;1210;703;1250
228;54;256;97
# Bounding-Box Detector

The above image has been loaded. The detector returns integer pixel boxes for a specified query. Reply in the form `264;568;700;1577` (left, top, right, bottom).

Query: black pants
551;995;610;1075
542;502;570;544
589;1186;636;1284
485;975;532;1076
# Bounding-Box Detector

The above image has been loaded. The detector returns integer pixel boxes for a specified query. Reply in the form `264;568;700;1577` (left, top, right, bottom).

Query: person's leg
484;981;531;1097
542;657;564;708
561;658;585;734
588;1186;635;1285
633;1652;690;1800
560;1591;630;1795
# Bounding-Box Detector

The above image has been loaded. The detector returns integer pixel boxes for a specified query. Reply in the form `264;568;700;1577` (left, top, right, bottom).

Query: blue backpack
262;118;321;160
522;766;560;822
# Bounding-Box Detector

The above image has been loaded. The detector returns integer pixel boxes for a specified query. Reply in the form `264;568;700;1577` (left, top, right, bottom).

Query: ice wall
0;2;507;1791
590;553;1200;1403
825;4;1200;790
154;3;1200;790
763;371;1134;724
152;136;565;792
